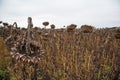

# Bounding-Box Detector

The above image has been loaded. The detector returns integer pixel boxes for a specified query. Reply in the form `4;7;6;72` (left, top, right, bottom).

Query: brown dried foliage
50;24;55;29
3;22;8;26
42;21;49;27
115;29;120;39
67;24;77;32
0;18;120;80
81;24;94;33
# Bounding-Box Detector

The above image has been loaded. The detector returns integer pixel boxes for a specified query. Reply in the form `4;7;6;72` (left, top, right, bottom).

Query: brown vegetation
42;21;49;29
67;24;77;32
81;24;94;33
50;24;55;29
0;17;120;80
115;28;120;39
13;22;17;28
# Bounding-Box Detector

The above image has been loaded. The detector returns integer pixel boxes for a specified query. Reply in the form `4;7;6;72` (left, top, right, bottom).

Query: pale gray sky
0;0;120;28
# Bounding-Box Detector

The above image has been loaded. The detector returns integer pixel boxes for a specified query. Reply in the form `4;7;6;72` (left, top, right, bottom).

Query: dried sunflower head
13;22;17;28
50;24;55;29
28;17;32;24
81;25;94;33
43;21;49;27
67;24;77;32
3;22;8;26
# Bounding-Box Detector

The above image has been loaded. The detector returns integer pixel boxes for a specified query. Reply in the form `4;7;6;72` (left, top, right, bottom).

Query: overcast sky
0;0;120;28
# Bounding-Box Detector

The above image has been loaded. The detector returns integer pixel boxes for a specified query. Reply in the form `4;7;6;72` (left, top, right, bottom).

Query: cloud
0;0;120;28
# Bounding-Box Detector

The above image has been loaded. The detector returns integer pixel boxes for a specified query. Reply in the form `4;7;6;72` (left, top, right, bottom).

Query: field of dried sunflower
0;18;120;80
